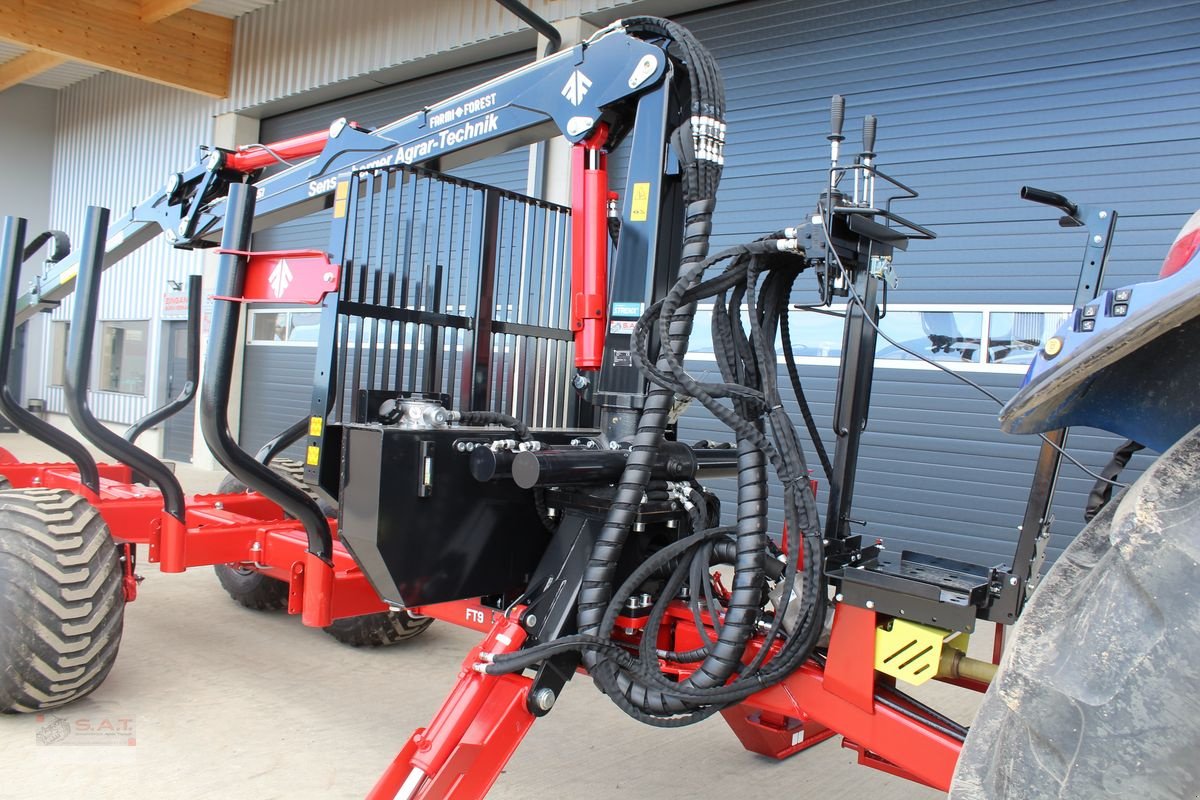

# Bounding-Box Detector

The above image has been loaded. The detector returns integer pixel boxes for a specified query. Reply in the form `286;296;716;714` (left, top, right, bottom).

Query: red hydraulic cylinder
225;129;331;173
570;125;611;370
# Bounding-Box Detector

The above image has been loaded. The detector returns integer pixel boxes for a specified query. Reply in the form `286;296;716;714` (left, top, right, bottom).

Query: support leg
367;609;537;800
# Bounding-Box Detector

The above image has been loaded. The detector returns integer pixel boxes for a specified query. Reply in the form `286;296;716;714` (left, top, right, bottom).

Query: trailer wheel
211;458;330;612
323;609;432;647
951;426;1200;799
0;488;124;714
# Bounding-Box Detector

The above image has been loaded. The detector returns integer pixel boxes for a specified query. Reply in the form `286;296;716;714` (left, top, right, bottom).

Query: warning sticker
612;350;633;367
630;182;651;222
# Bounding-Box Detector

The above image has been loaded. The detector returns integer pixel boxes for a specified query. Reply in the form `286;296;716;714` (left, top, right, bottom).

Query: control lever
861;115;877;207
1019;186;1084;227
829;94;845;167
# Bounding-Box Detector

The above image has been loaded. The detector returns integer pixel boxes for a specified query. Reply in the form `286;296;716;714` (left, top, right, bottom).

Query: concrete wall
0;84;57;404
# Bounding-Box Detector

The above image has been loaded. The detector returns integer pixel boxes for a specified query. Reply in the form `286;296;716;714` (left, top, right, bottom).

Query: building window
248;309;322;344
686;304;1071;373
875;310;984;363
987;310;1072;366
98;321;148;395
49;321;69;386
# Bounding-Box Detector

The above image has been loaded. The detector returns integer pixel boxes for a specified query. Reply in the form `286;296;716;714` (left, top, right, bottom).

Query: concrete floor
0;432;982;799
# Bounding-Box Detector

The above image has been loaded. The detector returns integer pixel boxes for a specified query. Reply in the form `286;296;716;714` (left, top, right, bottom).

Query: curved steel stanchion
199;183;334;624
0;216;100;491
125;274;202;445
63;207;188;520
253;416;308;465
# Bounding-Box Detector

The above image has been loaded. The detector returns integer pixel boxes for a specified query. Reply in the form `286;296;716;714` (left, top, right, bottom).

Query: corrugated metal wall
44;73;214;425
223;0;671;111
653;0;1195;565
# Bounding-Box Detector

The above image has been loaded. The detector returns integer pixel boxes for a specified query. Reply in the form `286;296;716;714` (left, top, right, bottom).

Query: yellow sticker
308;416;323;437
306;445;320;466
59;265;79;285
334;180;350;201
333;198;347;219
630;182;651;222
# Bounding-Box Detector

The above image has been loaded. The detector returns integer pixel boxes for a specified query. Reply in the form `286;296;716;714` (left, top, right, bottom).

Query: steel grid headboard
328;163;577;428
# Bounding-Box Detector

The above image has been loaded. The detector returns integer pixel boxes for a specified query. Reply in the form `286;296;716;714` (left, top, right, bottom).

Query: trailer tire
212;458;331;612
951;426;1200;800
213;563;289;611
0;488;124;714
212;460;333;609
323;610;432;647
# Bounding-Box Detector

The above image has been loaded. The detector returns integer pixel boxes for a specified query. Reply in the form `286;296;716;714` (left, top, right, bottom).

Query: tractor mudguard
1000;229;1200;453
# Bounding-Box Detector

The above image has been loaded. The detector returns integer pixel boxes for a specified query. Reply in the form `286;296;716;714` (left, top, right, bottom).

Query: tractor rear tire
951;425;1200;799
214;562;289;611
323;609;432;647
211;458;327;612
0;488;124;714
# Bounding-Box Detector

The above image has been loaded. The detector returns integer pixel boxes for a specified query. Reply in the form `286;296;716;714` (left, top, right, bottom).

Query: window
248;309;322;344
684;304;1071;373
875;311;984;363
987;310;1072;366
49;321;69;386
98;321;148;395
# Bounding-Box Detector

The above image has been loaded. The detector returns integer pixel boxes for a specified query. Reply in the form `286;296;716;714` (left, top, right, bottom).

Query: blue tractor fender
1000;210;1200;453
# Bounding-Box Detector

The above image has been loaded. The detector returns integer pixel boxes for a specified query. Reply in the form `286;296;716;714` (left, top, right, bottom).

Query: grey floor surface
0;432;981;799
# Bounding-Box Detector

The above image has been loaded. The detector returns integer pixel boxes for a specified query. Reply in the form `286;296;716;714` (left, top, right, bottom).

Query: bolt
165;230;178;244
250;542;261;552
524;613;538;628
834;593;844;602
570;439;582;447
1099;210;1108;219
1009;576;1019;586
666;519;678;529
1093;235;1103;245
455;441;467;452
531;688;556;712
214;501;224;510
323;272;334;283
865;600;875;609
608;441;621;450
634;522;646;532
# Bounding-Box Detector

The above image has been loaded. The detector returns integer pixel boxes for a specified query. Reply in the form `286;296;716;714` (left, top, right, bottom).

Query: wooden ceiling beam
0;0;233;97
141;0;203;25
0;51;66;91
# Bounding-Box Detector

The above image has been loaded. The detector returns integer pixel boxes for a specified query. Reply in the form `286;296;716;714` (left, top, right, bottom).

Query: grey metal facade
658;0;1197;565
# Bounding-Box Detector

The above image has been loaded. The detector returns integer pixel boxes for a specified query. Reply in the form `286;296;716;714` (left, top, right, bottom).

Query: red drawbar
367;609;536;800
225;130;331;173
214;249;340;305
570;125;611;370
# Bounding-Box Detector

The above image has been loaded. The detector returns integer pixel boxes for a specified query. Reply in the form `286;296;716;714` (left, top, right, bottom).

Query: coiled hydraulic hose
488;16;827;725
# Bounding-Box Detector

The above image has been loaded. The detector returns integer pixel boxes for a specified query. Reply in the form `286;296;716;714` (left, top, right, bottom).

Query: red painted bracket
214;249;340;304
